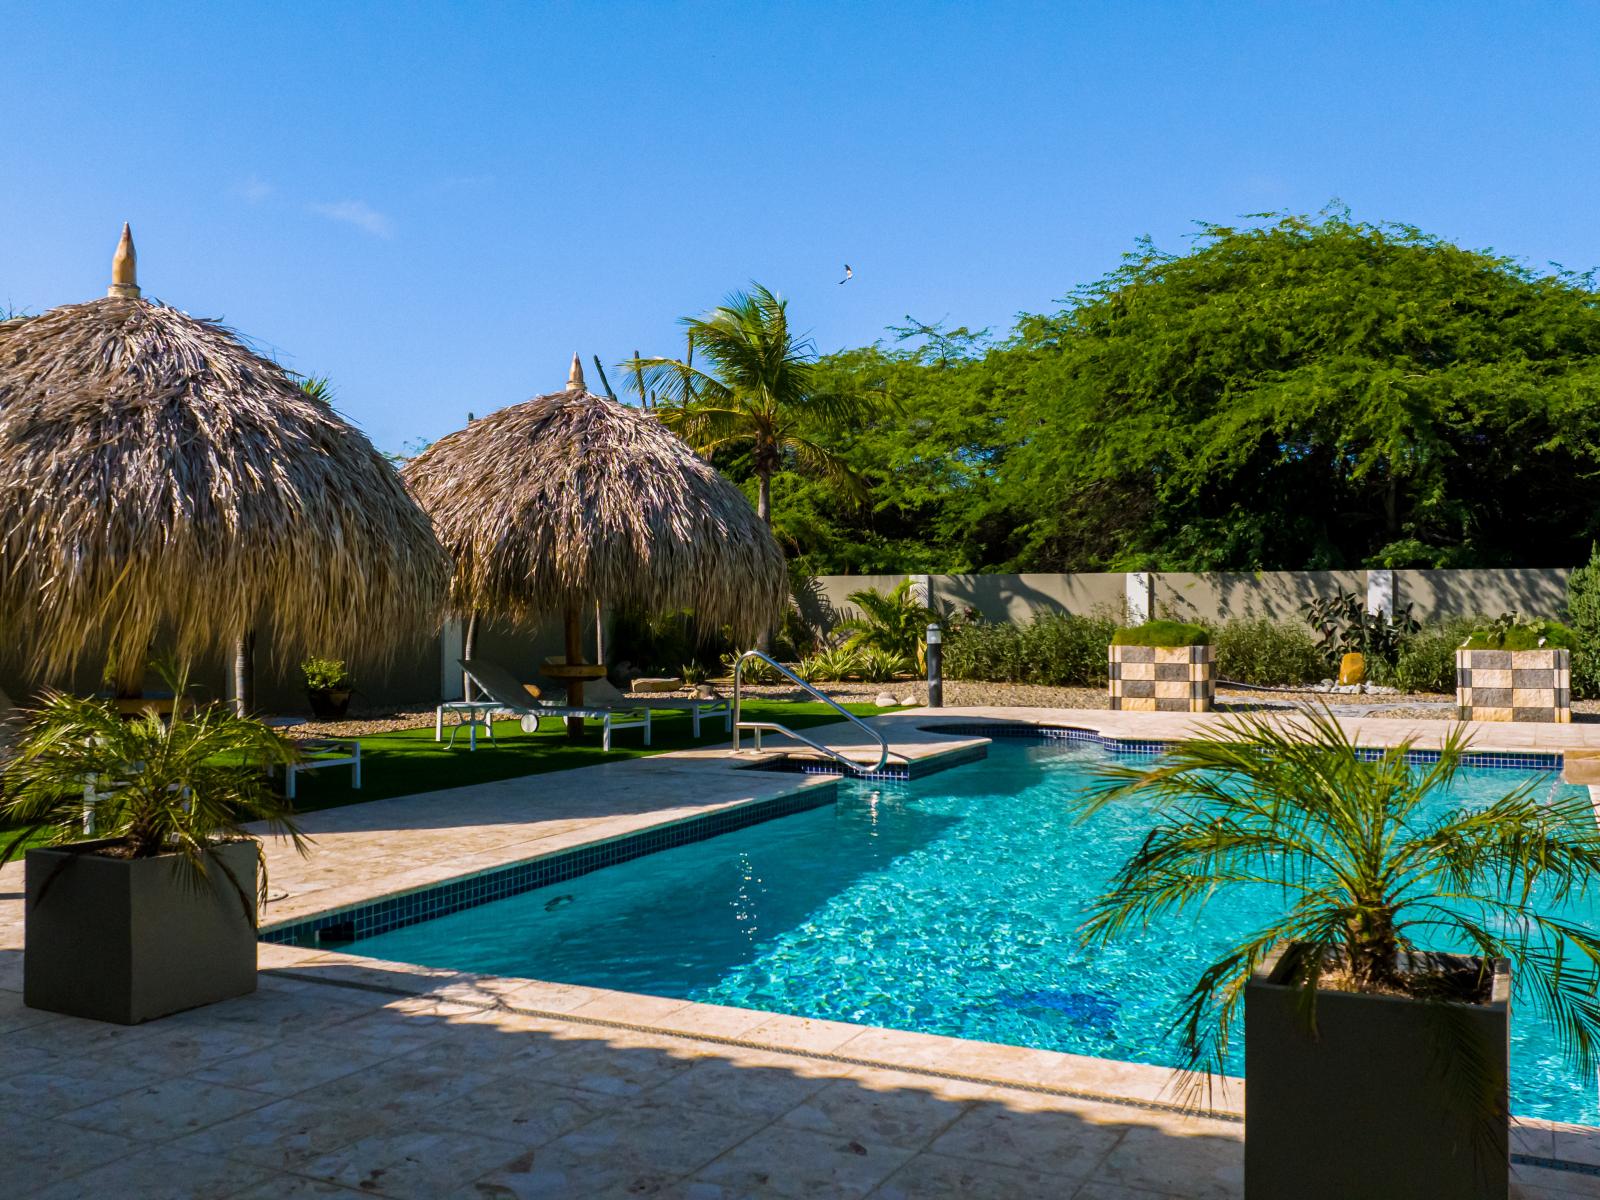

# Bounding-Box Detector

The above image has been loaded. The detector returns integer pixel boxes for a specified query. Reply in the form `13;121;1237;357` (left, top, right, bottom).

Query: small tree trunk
233;630;255;718
463;610;481;701
564;603;585;741
755;470;775;654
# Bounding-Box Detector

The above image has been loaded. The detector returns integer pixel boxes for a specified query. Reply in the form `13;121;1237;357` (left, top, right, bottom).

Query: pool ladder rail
730;649;902;776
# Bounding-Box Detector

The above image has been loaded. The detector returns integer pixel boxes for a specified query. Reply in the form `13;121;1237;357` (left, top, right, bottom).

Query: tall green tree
625;284;881;527
1002;210;1600;571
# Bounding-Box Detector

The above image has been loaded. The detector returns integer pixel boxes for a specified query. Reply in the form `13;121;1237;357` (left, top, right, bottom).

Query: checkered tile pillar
1109;644;1215;712
1455;648;1571;723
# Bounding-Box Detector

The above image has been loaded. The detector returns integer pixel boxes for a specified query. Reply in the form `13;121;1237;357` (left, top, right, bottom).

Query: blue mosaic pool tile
929;722;1564;772
261;778;840;947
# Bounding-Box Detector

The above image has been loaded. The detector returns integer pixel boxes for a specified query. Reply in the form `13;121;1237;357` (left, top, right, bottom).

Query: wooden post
564;603;585;740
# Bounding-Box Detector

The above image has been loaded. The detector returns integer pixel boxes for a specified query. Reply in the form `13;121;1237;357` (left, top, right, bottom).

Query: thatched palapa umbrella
402;355;787;738
0;226;450;709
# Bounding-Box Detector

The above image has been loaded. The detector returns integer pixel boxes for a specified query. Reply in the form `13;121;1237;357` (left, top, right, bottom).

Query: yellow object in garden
1339;652;1366;686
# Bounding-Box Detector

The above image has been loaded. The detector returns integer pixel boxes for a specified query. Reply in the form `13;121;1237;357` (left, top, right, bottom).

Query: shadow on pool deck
0;950;1588;1199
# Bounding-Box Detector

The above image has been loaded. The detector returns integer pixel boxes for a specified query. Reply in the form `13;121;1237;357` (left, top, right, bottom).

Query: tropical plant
1074;707;1600;1114
680;661;707;685
624;284;884;528
800;645;867;682
721;650;786;685
0;690;305;917
1303;590;1419;665
300;656;351;692
835;579;935;661
856;648;913;682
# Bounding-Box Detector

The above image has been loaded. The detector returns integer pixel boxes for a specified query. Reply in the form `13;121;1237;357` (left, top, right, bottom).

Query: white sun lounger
447;659;649;752
584;677;732;737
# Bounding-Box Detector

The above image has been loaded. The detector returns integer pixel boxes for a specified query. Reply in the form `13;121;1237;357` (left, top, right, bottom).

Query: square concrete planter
25;838;259;1024
1108;643;1214;712
1456;648;1571;722
1245;942;1509;1200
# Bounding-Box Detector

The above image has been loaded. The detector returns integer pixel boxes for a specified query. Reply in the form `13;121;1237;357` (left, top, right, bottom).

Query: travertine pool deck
4;705;1600;1197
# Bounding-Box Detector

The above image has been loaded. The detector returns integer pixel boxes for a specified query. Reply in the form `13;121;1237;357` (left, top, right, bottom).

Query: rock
632;677;683;693
874;692;898;708
693;684;720;699
900;695;916;706
1319;679;1335;689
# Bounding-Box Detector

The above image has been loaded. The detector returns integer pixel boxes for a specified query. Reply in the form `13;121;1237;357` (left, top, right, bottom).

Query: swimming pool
340;736;1599;1123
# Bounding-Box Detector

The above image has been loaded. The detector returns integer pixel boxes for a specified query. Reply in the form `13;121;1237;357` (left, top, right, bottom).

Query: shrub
835;580;934;661
1111;620;1211;648
945;613;1116;687
801;645;866;682
1569;545;1600;699
1302;590;1419;666
857;648;913;682
1462;614;1576;651
300;657;350;691
1211;620;1325;686
1383;621;1472;694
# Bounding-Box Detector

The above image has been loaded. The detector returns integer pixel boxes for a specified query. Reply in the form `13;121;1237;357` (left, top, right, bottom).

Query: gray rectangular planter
25;838;260;1024
1245;942;1509;1200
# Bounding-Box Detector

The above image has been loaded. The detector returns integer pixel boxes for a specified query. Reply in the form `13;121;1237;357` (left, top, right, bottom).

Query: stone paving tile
92;1021;279;1075
191;1031;394;1096
170;1094;407;1170
687;1125;915;1199
0;1053;157;1116
230;1178;381;1199
461;1101;765;1199
1088;1117;1244;1200
0;987;55;1034
1513;1166;1600;1199
645;1051;836;1120
23;1143;283;1200
291;1055;490;1122
778;1068;989;1149
2;1109;139;1195
869;1150;1086;1199
924;1093;1130;1182
9;1009;169;1056
741;1013;865;1054
298;1125;531;1200
57;1075;277;1139
404;1074;623;1146
518;1029;700;1097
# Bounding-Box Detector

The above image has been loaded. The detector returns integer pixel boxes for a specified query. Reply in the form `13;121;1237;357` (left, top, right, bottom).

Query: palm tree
1073;706;1600;1106
0;686;305;916
623;284;878;528
835;579;936;663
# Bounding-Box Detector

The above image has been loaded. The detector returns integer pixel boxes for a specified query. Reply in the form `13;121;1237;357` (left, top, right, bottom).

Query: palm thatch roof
402;358;786;642
0;242;449;680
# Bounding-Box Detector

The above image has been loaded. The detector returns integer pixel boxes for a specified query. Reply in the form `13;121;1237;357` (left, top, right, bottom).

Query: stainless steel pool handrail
731;649;894;775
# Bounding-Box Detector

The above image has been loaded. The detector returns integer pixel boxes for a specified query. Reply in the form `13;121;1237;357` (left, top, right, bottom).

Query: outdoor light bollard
926;623;943;707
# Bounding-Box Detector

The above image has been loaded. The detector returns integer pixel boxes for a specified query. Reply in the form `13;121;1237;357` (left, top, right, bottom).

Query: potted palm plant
1075;707;1600;1199
301;656;353;720
1;688;304;1024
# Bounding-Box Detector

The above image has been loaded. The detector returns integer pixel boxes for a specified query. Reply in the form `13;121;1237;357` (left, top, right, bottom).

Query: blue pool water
346;738;1600;1123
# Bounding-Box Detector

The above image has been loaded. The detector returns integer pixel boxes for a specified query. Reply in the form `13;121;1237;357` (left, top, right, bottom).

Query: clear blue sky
4;2;1598;453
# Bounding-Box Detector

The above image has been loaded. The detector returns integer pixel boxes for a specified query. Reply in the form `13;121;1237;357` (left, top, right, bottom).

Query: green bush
1569;545;1600;699
945;613;1116;687
1211;620;1325;686
1111;620;1211;648
1383;620;1476;694
301;657;351;691
1462;616;1576;651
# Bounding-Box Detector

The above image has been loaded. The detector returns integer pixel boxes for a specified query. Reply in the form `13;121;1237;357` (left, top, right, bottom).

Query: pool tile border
262;776;839;946
931;721;1564;772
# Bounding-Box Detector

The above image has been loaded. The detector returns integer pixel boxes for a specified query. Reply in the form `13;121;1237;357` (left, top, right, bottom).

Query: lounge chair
441;659;649;751
584;676;732;738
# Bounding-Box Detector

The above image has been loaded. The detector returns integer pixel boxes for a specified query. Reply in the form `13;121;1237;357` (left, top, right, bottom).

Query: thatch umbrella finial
108;223;140;300
567;352;586;393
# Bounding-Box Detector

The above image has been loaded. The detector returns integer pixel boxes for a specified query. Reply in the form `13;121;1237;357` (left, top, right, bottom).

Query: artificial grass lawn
284;698;895;813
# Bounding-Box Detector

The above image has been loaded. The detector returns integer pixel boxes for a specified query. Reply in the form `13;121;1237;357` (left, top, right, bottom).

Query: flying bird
838;264;853;285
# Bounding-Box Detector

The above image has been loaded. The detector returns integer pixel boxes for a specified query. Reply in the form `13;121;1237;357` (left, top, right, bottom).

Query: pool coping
248;708;1600;1162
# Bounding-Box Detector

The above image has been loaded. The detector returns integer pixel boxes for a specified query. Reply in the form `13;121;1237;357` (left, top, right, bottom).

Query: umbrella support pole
563;604;585;741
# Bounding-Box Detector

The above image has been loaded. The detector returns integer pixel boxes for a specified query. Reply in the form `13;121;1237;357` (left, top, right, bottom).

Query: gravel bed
272;680;1600;737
